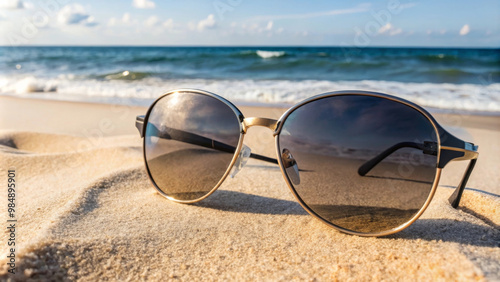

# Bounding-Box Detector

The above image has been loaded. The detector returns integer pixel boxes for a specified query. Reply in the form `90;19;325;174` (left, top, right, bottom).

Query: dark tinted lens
278;95;438;233
145;91;241;201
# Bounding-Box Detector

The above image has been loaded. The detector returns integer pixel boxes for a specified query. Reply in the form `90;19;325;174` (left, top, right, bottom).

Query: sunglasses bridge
242;117;279;134
238;117;300;183
229;117;280;178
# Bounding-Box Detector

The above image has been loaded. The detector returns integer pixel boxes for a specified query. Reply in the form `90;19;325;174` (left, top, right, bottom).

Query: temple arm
136;115;278;165
357;139;478;208
357;141;438;176
440;144;479;208
448;159;477;208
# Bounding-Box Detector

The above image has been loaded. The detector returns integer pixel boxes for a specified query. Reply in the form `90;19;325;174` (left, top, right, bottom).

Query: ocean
0;46;499;113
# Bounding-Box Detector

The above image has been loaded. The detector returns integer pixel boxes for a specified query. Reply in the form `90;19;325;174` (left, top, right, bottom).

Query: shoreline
1;76;499;114
1;94;499;135
3;91;500;117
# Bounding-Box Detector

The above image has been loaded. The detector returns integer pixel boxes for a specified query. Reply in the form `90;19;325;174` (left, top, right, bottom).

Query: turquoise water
0;46;499;112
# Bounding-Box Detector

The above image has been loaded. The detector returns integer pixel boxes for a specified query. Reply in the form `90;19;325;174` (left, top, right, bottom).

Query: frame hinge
423;141;438;156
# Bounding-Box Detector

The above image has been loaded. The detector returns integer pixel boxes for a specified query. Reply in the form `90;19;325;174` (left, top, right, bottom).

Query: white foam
0;76;58;94
256;50;286;59
0;75;499;114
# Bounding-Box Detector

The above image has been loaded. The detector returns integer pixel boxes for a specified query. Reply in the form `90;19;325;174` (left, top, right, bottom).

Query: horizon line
0;44;498;49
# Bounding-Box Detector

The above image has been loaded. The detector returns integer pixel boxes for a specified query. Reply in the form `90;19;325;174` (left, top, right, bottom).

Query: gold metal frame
141;89;246;204
441;146;479;162
140;89;477;237
273;91;443;237
242;117;278;132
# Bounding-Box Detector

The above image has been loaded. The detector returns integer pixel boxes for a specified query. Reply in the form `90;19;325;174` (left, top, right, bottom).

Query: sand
0;95;499;281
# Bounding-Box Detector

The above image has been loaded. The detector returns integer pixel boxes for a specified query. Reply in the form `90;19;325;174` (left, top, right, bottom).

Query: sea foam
1;75;498;114
256;50;286;59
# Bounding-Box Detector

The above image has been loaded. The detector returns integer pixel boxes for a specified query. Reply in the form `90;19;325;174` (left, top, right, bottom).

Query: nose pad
230;144;251;178
281;148;300;185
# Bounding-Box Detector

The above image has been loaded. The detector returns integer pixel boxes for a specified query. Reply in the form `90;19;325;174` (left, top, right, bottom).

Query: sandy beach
0;95;499;281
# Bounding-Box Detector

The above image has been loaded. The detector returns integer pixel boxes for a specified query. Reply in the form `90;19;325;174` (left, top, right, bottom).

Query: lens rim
142;89;246;204
274;90;442;237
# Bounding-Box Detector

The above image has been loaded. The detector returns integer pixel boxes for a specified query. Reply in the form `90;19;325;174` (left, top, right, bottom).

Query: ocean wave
333;61;389;68
256;50;286;59
0;76;58;93
1;75;499;113
235;50;257;57
4;47;498;85
97;71;153;81
418;54;460;63
425;68;473;76
236;50;287;58
120;56;173;64
241;59;328;72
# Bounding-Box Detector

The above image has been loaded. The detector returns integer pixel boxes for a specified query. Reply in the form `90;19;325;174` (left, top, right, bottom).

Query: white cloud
0;0;24;9
460;24;470;36
23;1;34;9
378;23;392;34
265;21;273;31
163;18;174;29
247;23;259;31
58;4;96;26
132;0;155;9
108;13;138;26
142;16;175;32
144;15;159;27
229;21;285;36
254;3;370;20
86;16;97;27
108;13;172;32
197;14;216;31
378;23;402;36
122;13;131;23
108;17;117;26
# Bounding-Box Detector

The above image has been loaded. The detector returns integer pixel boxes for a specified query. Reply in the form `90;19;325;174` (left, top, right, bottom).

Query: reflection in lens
145;92;241;201
278;95;438;233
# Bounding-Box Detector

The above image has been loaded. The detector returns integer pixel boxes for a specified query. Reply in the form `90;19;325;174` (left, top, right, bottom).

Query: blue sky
0;0;498;47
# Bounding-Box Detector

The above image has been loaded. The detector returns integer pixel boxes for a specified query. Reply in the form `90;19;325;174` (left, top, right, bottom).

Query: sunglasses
135;89;478;236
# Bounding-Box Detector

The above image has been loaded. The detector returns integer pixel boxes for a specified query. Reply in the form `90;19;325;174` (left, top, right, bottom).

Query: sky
0;0;499;47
